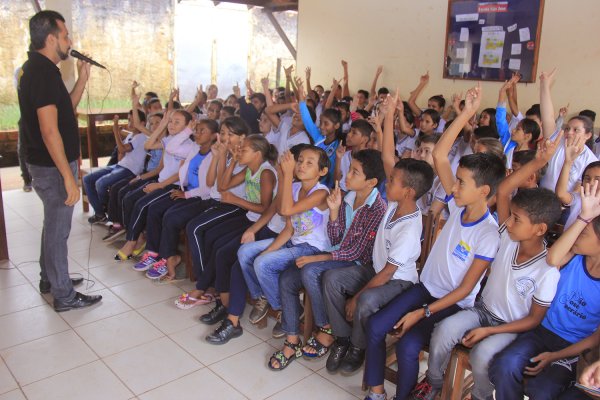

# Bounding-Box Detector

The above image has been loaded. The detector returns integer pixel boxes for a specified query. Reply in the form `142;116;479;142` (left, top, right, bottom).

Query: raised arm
539;68;558;138
305;66;313;93
341;60;350;97
507;73;520;117
496;132;562;223
131;89;152;135
261;76;273;108
382;92;399;178
112;115;132;157
325;78;340;110
369;65;383;97
185;84;204;114
556;134;584;204
433;84;482;195
69;60;90;112
497;77;518;147
547;180;600;267
407;71;429;117
144;111;169;150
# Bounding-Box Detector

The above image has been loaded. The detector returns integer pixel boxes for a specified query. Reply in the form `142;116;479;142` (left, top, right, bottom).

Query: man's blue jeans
28;161;78;302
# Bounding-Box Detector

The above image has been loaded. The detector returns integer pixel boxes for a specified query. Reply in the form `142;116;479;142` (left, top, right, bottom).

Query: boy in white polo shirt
363;85;506;400
420;134;564;400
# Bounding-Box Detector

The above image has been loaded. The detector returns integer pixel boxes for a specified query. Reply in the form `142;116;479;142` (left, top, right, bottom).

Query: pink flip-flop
174;293;218;310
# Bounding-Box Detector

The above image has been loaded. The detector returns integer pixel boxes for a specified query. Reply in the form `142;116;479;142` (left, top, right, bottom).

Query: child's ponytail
245;134;279;164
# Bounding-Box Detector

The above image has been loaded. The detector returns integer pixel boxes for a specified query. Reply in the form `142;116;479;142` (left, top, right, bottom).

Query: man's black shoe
326;340;350;372
39;277;84;294
53;292;102;312
340;345;365;375
206;318;243;345
199;302;227;325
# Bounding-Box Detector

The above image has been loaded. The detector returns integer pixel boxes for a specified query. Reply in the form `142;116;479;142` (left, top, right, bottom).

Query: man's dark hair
377;87;390;96
145;91;158;99
458;153;506;199
29;10;65;50
394;158;435;200
511;188;562;227
351;119;374;138
358;89;369;98
353;149;386;186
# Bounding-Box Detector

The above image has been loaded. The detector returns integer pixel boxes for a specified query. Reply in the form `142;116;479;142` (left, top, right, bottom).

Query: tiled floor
0;188;412;399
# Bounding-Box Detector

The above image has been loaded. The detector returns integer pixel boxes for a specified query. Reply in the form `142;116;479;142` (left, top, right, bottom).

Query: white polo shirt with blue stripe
420;195;500;309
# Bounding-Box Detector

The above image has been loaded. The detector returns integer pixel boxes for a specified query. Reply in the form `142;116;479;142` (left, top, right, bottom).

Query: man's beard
57;44;69;61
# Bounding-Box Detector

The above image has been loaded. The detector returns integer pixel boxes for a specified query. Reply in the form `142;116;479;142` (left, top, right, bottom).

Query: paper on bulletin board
511;43;522;55
479;19;485;24
507;23;517;33
458;64;470;73
519;27;531;42
478;30;505;68
509;59;521;70
456;48;467;59
459;28;469;42
456;13;479;22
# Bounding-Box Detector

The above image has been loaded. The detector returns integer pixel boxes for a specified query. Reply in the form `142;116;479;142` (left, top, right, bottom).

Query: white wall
297;0;600;116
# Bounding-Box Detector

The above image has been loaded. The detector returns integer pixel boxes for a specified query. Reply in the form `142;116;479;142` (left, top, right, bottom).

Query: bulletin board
443;0;545;83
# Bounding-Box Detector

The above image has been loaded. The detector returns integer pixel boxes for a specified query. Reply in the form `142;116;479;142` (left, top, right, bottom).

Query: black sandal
302;326;333;358
268;339;303;371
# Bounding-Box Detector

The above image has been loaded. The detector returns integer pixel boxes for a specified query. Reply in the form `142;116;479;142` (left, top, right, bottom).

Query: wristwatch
422;304;432;318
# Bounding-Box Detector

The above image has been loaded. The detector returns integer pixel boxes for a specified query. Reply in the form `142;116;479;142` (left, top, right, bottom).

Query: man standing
17;10;101;311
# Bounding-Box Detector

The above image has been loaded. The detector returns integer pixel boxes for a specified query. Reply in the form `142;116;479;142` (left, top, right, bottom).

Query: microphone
70;49;107;70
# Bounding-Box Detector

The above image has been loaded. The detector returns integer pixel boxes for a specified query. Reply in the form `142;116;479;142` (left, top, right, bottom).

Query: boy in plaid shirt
274;149;387;368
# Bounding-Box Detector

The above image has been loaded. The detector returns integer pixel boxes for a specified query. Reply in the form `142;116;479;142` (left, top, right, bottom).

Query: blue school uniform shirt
146;149;163;172
186;152;209;190
542;255;600;344
299;101;339;187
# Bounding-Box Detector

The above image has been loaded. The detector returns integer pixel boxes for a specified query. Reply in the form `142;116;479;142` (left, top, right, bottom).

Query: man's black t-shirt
17;51;80;166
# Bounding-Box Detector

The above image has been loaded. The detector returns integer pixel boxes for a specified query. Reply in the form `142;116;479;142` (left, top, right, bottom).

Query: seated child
84;109;147;224
538;69;598;192
419;134;563;400
177;117;250;306
104;107;164;241
114;110;196;260
230;147;330;346
334;119;373;192
264;101;311;155
407;71;447;133
129;119;218;280
489;180;600;400
556;146;600;229
362;85;505;400
270;149;387;371
496;76;541;169
298;79;342;187
184;135;278;319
